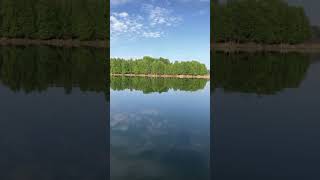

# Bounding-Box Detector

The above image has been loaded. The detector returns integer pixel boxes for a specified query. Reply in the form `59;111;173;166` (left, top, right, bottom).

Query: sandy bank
111;74;210;79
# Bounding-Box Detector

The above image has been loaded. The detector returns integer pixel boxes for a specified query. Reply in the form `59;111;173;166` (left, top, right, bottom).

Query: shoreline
111;74;210;79
0;38;107;48
213;42;320;53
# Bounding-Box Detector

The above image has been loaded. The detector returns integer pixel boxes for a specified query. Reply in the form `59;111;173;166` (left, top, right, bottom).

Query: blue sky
110;0;210;68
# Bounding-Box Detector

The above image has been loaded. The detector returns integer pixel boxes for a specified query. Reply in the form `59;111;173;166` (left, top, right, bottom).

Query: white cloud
118;12;129;18
143;4;182;26
110;15;128;33
111;4;183;40
111;11;163;40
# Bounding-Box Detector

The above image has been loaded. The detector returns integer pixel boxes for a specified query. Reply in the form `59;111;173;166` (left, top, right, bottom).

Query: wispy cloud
143;4;182;26
110;12;144;38
111;4;182;40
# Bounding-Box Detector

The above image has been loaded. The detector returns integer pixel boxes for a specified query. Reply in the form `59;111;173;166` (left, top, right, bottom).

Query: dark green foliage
1;0;18;37
212;52;310;94
111;76;208;93
17;0;37;38
92;0;107;40
110;57;209;75
213;0;312;44
0;0;107;40
71;0;95;40
37;0;60;39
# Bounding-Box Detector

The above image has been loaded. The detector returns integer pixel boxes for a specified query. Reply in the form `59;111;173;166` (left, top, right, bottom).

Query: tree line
213;0;312;44
110;57;208;75
212;52;310;94
111;76;208;93
0;0;107;40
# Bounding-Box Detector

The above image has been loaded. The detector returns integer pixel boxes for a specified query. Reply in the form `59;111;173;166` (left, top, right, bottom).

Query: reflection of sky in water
110;82;210;180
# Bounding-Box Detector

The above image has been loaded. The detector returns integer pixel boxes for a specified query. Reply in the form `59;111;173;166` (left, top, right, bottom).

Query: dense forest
0;0;107;40
212;52;310;94
110;57;208;75
111;76;208;93
213;0;312;44
0;46;107;94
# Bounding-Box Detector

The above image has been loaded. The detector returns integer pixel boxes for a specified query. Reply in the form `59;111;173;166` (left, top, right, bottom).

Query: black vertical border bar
105;0;110;179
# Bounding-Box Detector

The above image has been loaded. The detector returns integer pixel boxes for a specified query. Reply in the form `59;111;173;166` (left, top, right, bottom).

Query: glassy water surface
212;52;320;180
0;46;108;179
110;77;210;180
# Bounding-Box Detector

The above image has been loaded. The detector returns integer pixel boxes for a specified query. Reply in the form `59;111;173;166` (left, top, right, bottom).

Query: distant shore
111;74;210;79
213;42;320;53
0;38;107;48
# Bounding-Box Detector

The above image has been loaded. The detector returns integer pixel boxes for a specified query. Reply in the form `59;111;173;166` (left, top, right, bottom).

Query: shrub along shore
213;42;320;53
111;73;210;79
0;38;107;48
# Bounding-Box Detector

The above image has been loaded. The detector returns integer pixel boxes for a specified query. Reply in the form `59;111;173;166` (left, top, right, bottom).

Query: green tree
111;57;208;76
1;0;19;37
72;0;95;40
17;0;37;38
37;0;60;39
213;0;312;44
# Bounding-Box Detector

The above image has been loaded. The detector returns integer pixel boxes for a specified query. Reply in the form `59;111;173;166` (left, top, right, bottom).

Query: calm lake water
110;77;210;180
0;46;108;179
212;52;320;180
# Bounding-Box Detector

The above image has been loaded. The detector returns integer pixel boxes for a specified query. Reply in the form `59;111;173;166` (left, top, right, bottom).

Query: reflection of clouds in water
110;108;208;154
111;113;130;131
111;109;171;179
111;109;169;134
110;108;209;151
110;109;210;180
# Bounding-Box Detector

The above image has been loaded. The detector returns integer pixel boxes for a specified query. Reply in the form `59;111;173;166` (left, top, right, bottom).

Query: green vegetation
212;52;310;94
0;0;107;40
110;57;208;75
213;0;312;44
111;76;208;93
0;46;107;94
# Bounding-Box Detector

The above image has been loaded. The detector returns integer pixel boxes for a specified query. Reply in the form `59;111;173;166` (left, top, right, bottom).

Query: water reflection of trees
0;46;107;94
212;52;310;94
110;76;208;93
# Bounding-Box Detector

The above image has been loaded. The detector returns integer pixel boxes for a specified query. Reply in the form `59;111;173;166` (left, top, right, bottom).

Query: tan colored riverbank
111;74;210;79
213;42;320;52
0;38;107;48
